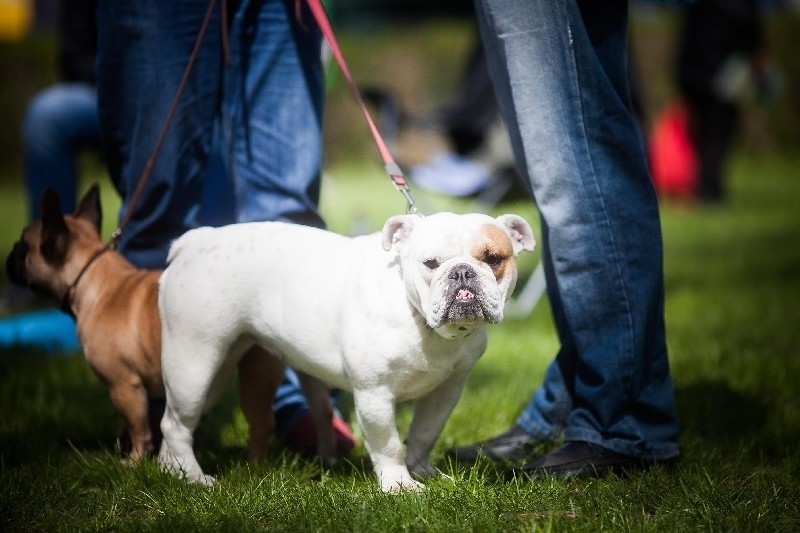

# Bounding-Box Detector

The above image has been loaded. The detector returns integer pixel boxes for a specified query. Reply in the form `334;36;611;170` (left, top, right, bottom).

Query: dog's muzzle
442;264;493;323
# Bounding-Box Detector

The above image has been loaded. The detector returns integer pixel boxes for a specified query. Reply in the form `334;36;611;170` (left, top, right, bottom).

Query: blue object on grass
0;309;80;354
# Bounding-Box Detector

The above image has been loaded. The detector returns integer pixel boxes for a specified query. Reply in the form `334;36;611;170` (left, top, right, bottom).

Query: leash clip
384;163;422;217
400;186;421;216
108;228;121;250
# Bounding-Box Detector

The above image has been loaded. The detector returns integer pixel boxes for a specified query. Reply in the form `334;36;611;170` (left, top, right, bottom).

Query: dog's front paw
158;447;215;486
379;467;425;493
381;477;425;493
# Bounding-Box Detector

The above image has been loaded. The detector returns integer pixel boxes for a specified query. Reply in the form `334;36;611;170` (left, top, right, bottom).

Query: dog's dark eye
484;254;503;268
423;259;440;270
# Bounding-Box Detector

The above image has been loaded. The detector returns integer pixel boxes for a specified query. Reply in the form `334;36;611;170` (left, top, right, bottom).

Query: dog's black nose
447;264;477;283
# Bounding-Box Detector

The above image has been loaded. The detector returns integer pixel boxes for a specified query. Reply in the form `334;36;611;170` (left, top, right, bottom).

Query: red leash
305;0;420;215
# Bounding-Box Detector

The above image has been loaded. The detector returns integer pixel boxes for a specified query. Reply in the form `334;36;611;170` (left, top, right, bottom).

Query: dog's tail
166;226;215;264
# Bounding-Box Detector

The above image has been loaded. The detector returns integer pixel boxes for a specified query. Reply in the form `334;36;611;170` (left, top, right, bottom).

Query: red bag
648;102;697;200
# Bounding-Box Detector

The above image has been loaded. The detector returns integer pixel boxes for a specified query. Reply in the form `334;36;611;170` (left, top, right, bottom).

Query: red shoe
284;412;357;457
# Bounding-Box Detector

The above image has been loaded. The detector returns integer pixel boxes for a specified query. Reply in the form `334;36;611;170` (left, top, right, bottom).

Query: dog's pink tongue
456;289;475;302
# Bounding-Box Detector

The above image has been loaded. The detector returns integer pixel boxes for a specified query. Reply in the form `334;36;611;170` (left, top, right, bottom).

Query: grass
1;151;799;531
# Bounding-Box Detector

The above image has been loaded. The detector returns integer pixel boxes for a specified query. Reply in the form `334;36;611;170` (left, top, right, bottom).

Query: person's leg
223;0;352;454
475;0;679;463
96;0;222;269
442;36;499;156
224;0;325;228
694;96;738;203
96;0;226;455
199;121;237;227
22;83;100;220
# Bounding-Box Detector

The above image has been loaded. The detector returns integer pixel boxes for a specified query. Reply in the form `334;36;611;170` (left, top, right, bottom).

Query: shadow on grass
671;379;800;466
4;343;791;484
0;349;125;464
0;345;377;486
676;380;767;440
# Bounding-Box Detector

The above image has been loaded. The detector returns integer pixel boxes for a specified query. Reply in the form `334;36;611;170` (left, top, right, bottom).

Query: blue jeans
22;83;100;220
475;0;679;460
21;82;233;226
96;0;325;426
96;0;324;269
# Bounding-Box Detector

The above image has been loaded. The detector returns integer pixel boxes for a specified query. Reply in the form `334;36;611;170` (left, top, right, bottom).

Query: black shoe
509;441;669;480
446;425;546;464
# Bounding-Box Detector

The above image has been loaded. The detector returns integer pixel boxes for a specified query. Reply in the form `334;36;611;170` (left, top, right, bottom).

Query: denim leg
22;83;100;220
224;0;325;228
96;0;223;269
272;367;309;439
475;0;679;460
224;0;326;420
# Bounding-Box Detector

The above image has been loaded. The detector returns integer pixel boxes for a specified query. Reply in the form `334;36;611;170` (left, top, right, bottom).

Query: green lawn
1;152;799;531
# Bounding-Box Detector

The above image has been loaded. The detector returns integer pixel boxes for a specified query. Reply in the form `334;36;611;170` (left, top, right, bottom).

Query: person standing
449;0;680;477
677;0;765;203
95;0;353;456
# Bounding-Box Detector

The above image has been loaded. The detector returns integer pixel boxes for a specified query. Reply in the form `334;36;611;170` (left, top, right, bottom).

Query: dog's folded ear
73;183;103;235
497;214;536;255
382;215;418;252
40;188;69;264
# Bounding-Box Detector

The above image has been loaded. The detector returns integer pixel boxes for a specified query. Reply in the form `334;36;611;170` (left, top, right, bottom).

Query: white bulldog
157;212;535;491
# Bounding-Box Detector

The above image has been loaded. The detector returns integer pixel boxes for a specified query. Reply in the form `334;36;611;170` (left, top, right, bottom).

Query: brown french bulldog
6;184;163;461
6;184;285;464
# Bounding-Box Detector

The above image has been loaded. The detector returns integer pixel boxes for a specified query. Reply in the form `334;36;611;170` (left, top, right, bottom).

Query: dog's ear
74;183;102;235
382;215;418;251
497;214;536;255
40;188;69;263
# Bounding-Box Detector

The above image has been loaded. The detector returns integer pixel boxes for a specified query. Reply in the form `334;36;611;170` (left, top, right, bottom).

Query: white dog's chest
375;337;483;403
389;362;459;402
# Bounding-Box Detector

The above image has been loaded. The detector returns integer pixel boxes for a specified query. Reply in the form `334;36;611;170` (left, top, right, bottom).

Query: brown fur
471;224;516;281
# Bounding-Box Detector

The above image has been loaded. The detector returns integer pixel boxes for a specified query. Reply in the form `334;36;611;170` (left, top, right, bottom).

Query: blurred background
0;0;797;174
0;0;798;238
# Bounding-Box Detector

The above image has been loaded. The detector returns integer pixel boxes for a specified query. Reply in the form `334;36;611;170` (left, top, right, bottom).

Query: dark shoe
446;425;545;464
509;441;667;480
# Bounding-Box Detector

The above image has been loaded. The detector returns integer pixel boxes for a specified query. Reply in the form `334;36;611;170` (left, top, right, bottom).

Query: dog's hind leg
238;345;284;462
108;381;152;464
158;342;225;486
159;403;212;485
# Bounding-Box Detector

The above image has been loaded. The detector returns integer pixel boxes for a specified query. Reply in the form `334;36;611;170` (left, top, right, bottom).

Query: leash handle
305;0;420;215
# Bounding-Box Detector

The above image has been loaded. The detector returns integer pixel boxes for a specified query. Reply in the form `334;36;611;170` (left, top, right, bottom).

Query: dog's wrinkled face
382;212;535;339
5;185;103;303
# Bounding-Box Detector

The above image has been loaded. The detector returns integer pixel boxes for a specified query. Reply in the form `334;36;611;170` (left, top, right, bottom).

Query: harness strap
61;245;111;318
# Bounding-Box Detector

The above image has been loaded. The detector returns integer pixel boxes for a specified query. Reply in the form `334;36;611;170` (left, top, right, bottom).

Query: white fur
157;212;534;492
